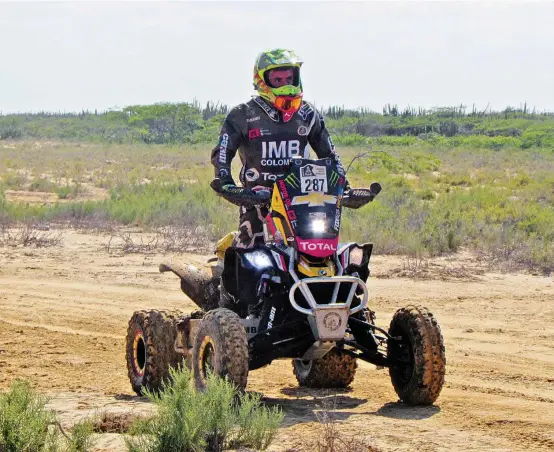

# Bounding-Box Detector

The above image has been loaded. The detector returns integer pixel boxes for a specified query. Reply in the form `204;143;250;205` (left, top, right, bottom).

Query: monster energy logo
284;173;300;188
329;170;340;187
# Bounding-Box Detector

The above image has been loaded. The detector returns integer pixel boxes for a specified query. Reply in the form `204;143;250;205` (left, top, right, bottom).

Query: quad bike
126;156;446;405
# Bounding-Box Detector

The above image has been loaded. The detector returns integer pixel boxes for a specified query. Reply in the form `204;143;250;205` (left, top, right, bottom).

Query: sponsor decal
254;97;279;121
267;306;277;329
300;164;328;193
218;133;229;163
218;168;229;178
248;128;271;139
245;168;260;182
302;165;314;177
262;140;300;158
329;170;340;187
333;209;341;230
297;126;309;136
296;238;338;257
261;172;284;182
271;250;287;272
284;173;300;188
261;140;308;167
298;103;314;121
278;179;297;225
309;212;327;219
291;192;337;207
278;180;293;212
247;116;260;122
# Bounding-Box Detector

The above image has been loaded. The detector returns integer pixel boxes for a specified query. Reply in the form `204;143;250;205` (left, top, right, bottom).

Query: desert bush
2;172;27;190
125;365;284;452
287;396;379;452
0;380;95;452
28;177;56;193
0;220;64;248
0;380;58;452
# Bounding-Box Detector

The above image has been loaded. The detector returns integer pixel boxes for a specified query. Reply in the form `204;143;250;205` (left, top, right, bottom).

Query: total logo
298;241;337;252
261;172;284;181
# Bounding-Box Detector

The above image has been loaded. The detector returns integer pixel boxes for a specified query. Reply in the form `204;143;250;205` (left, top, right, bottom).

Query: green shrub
0;380;96;452
29;178;56;193
55;186;72;199
0;380;58;452
125;365;284;452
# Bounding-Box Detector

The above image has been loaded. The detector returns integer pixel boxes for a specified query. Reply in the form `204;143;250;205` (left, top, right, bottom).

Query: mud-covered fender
159;262;221;311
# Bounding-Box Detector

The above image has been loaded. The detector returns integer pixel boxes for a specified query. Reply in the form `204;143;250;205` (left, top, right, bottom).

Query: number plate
300;164;328;193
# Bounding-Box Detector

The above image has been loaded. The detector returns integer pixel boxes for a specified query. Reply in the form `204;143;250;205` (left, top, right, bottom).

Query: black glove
210;179;271;207
342;183;382;209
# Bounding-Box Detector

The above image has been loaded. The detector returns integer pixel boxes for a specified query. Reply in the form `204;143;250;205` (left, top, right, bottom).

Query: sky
1;0;553;114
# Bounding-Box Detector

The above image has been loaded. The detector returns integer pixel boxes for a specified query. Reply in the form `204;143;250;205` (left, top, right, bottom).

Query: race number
300;164;328;193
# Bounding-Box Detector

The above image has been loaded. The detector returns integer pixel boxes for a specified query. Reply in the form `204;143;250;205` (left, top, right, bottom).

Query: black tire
292;349;357;388
125;310;182;396
387;305;446;405
192;308;249;392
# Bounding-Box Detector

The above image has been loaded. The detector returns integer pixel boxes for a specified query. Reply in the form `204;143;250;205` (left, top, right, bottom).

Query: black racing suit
211;96;347;248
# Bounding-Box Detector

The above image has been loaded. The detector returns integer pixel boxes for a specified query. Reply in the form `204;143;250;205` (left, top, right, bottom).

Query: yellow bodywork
297;254;336;277
215;231;236;260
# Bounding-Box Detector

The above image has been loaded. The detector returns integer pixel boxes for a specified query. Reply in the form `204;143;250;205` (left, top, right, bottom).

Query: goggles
273;95;303;113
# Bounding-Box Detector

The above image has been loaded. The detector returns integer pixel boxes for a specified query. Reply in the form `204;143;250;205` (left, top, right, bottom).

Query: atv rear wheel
293;349;357;388
192;308;249;392
126;310;182;395
387;305;446;405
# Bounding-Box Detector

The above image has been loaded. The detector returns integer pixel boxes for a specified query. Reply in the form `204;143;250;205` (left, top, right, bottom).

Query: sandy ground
1;230;553;451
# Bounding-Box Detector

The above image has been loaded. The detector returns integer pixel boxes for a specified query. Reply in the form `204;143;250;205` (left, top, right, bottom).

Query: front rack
288;276;368;316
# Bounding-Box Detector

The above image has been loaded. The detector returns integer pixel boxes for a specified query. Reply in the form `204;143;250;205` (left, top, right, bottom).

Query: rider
210;48;348;249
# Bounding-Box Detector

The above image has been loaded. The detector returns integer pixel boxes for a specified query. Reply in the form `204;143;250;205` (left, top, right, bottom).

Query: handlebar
210;178;271;207
211;178;381;209
342;182;382;209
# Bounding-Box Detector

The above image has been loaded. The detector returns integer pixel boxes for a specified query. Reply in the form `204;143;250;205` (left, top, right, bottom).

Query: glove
210;179;271;207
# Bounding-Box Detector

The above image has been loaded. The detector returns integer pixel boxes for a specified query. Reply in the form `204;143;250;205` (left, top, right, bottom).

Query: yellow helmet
253;49;304;115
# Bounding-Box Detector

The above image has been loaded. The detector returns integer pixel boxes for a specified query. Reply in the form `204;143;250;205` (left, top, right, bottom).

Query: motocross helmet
253;49;303;115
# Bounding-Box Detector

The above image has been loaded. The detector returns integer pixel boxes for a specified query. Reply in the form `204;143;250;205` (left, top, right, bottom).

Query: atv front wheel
292;349;357;388
192;308;249;391
387;305;446;405
126;310;181;395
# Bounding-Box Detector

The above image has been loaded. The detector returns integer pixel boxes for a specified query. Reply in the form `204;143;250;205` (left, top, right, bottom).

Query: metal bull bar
288;274;369;341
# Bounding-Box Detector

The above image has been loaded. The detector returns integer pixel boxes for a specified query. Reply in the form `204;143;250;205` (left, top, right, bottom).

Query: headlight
311;219;325;233
244;251;273;268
